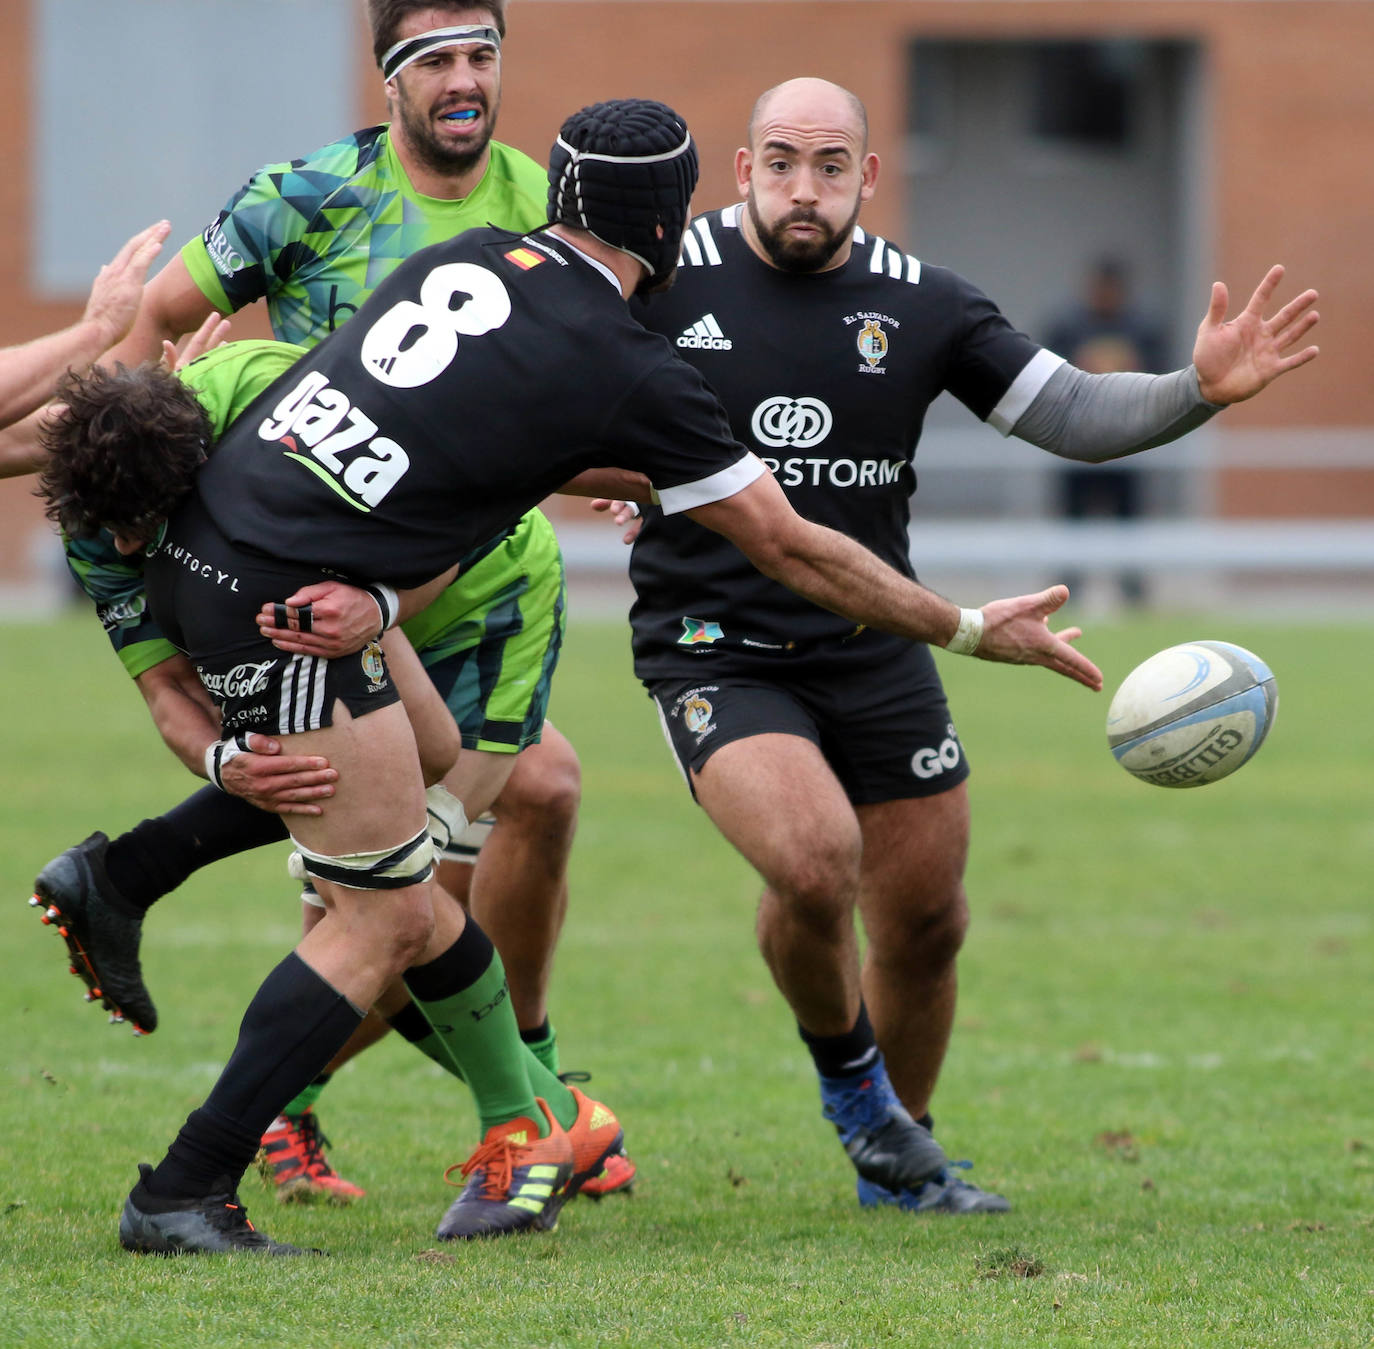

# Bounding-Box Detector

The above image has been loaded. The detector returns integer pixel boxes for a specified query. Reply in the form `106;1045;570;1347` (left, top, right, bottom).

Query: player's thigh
444;745;520;822
383;627;460;786
854;782;971;935
284;699;428;859
650;676;859;887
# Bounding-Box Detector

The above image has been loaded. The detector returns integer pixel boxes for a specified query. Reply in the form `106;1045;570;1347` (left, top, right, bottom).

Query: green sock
520;1020;561;1076
516;1019;576;1129
405;940;540;1136
281;1072;330;1119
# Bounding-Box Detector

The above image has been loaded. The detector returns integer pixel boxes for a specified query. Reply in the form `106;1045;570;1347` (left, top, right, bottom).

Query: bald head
747;78;868;155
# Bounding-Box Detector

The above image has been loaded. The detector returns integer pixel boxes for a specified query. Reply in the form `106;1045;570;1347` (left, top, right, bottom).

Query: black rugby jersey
629;203;1062;675
193;228;761;589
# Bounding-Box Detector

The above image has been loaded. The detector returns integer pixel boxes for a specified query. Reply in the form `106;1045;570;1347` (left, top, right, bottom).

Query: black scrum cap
548;99;699;289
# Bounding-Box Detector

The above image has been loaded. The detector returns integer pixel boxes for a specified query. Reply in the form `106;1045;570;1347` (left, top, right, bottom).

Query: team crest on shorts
361;640;388;693
683;695;714;736
679;617;724;646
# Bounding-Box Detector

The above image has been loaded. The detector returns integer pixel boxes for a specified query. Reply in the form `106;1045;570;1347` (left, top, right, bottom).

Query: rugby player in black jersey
41;98;1113;1256
615;77;1320;1215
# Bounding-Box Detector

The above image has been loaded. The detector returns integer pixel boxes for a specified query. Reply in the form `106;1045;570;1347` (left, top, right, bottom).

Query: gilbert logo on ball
1106;641;1278;787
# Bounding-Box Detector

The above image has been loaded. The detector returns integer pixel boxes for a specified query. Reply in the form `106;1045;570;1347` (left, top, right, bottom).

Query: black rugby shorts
143;493;401;737
647;637;970;805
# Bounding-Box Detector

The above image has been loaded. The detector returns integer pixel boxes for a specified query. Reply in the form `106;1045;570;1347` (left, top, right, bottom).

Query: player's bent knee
500;740;582;822
873;888;970;968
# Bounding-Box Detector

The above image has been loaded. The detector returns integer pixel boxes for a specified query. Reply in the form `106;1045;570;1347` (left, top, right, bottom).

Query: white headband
382;25;500;81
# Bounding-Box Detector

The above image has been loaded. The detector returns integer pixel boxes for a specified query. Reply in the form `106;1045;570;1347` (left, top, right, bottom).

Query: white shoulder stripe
680;230;703;267
693;215;722;265
866;235;921;285
656;453;767;515
987;349;1066;435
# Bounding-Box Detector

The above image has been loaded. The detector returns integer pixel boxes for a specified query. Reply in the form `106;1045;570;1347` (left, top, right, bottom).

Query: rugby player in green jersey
31;0;632;1204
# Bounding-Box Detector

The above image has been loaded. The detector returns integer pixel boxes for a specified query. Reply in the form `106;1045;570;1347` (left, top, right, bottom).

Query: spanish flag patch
505;246;544;270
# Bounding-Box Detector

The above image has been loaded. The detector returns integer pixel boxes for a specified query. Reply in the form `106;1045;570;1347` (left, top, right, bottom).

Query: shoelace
289;1112;337;1178
445;1133;519;1201
206;1198;269;1244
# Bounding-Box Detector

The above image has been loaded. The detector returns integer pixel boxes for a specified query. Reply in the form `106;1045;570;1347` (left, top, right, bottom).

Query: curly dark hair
38;363;210;543
367;0;507;68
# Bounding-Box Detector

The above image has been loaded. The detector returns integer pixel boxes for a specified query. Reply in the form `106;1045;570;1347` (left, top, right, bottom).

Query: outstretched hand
1193;264;1319;405
82;220;172;351
974;585;1102;691
160;312;232;373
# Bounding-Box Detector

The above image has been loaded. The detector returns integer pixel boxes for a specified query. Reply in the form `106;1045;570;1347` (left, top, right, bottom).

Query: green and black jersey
182;127;547;345
66;341;307;677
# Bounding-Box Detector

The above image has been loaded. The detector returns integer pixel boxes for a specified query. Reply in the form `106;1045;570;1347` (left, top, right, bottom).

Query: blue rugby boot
857;1159;1012;1214
818;1056;947;1191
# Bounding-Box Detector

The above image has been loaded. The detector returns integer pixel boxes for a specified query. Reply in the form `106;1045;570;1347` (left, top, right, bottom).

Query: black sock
404;917;497;1001
518;1016;552;1046
143;952;362;1198
105;786;290;913
386;1001;435;1044
799;1003;880;1080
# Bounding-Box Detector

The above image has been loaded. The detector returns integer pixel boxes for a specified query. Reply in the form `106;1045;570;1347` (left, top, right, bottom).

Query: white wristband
362;583;400;631
204;733;251;790
944;607;985;656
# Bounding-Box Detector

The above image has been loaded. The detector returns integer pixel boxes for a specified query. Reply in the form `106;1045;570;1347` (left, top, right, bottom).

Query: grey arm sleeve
1009;363;1224;463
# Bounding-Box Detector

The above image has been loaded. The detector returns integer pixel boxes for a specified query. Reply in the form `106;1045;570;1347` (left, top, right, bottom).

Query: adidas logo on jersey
677;314;732;351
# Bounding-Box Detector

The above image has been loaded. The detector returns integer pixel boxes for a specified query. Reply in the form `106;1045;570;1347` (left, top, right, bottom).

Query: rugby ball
1106;640;1278;787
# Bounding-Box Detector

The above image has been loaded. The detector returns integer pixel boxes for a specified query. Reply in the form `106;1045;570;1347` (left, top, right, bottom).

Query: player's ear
860;153;880;203
734;146;753;198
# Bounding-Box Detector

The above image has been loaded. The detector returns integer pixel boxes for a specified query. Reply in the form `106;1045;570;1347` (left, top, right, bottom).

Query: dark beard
399;94;498;178
747;194;861;274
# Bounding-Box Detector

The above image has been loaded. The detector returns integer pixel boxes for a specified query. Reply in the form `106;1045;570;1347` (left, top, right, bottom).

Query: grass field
2;609;1370;1348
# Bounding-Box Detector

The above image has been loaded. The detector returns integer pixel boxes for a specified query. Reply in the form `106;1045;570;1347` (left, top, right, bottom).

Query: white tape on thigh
292;826;435;891
424;783;469;853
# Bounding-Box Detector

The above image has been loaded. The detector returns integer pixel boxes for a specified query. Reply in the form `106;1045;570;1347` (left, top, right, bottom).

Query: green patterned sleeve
181;158;305;315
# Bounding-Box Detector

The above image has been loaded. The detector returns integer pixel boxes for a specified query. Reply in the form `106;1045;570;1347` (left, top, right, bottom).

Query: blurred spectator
1043;256;1168;606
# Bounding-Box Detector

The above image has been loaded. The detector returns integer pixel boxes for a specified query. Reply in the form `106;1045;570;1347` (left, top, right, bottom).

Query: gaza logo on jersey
751;396;833;449
260;371;409;512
